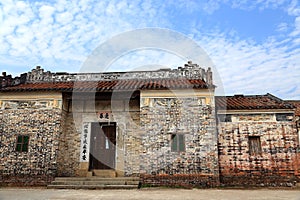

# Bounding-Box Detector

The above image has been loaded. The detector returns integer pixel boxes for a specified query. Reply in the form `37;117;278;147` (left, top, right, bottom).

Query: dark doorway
89;122;116;170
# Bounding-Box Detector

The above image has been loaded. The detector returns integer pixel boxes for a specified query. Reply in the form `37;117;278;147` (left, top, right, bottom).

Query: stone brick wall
218;115;299;186
0;108;62;186
56;110;81;177
140;97;219;187
118;111;141;176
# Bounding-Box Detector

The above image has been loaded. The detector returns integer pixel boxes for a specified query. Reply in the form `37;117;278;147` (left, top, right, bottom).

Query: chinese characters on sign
80;123;90;162
98;112;111;119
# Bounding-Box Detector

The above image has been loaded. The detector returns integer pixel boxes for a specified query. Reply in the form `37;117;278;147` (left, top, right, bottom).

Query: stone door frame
89;122;117;170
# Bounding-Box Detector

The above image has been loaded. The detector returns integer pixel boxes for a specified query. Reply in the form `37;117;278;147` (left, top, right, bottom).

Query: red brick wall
218;121;299;186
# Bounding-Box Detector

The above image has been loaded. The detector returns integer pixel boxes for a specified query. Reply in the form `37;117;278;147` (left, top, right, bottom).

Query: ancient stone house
0;62;220;187
0;62;299;187
216;94;300;186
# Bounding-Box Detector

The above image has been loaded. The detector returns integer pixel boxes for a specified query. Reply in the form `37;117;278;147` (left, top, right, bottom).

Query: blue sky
0;0;299;99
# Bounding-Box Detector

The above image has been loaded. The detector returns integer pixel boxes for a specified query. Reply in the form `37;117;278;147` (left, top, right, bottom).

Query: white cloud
290;16;300;36
56;11;74;24
108;50;185;72
277;22;288;32
192;30;300;99
39;5;55;22
287;0;300;16
0;0;299;100
0;0;177;74
183;0;300;99
231;0;288;10
202;0;222;14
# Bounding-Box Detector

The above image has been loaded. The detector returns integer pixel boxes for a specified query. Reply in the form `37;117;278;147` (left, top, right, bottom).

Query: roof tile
0;79;210;92
286;101;300;116
215;93;295;110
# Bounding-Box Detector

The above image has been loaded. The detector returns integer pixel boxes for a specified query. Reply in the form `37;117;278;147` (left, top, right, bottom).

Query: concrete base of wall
220;173;298;187
140;174;219;188
0;174;55;186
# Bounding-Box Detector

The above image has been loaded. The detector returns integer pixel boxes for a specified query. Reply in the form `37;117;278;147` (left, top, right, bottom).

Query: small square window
16;135;29;152
171;134;185;152
218;114;232;122
248;136;262;155
275;113;293;121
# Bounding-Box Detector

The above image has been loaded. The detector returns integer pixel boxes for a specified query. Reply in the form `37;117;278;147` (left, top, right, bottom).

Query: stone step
93;170;116;177
47;184;138;190
54;177;140;182
51;180;140;185
47;177;140;190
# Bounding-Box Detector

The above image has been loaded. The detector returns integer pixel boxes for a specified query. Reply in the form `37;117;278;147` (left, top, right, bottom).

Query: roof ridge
1;61;214;87
266;93;295;108
265;93;283;101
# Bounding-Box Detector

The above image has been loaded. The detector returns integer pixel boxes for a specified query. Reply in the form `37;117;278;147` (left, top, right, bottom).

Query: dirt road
0;188;299;200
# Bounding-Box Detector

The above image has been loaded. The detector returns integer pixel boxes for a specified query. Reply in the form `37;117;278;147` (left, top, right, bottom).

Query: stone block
77;169;88;177
86;171;93;177
79;162;89;170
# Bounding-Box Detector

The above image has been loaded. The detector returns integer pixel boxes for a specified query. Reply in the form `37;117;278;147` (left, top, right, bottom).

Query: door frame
89;122;117;170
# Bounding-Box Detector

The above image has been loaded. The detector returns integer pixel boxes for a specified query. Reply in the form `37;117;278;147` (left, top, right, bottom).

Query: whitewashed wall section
80;122;91;162
0;99;62;110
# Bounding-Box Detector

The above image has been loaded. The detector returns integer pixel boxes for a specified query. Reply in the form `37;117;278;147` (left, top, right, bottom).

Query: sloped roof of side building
215;93;295;110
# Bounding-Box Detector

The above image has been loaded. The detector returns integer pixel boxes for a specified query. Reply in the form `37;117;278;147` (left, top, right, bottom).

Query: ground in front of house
0;188;299;200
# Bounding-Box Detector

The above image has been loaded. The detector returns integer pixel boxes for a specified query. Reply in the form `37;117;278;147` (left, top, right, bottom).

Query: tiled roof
215;93;295;110
286;101;300;116
0;79;211;92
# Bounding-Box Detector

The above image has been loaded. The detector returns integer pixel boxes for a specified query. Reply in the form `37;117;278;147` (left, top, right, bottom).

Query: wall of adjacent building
217;112;299;186
140;89;219;187
0;92;63;186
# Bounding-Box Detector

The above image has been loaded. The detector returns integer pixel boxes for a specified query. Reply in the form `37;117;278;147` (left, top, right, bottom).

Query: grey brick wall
0;108;62;186
140;97;219;186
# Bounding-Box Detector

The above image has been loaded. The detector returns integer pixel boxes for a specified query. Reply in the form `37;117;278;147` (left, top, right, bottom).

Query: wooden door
89;122;116;170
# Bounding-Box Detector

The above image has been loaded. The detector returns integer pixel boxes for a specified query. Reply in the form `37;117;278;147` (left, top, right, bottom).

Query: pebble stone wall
119;111;141;176
0;106;62;186
140;97;219;187
56;111;81;177
218;114;299;186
